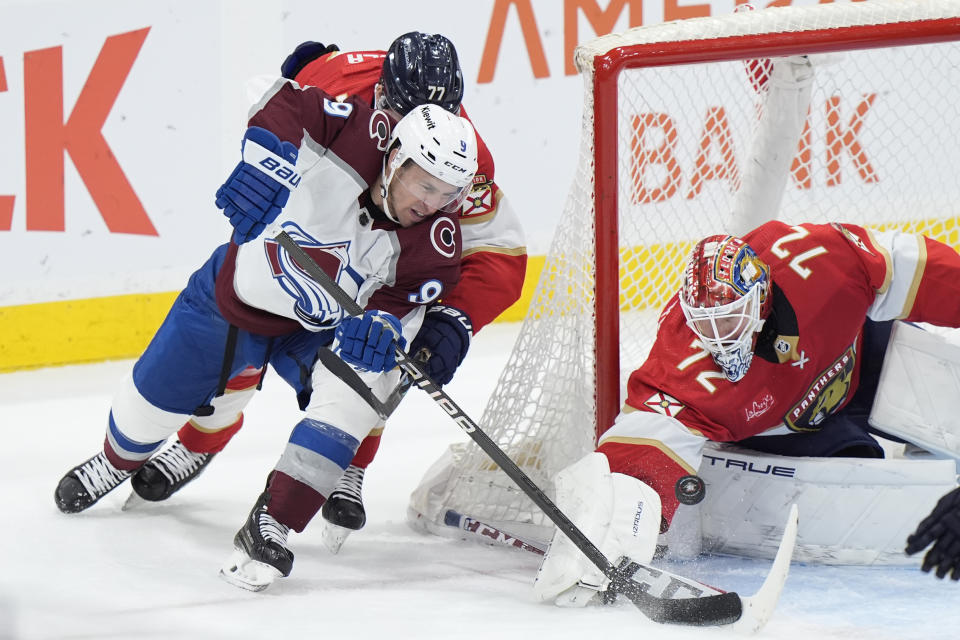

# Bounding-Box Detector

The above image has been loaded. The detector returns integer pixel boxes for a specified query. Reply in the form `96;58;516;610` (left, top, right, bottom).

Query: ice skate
219;491;293;592
125;439;216;508
320;465;366;553
55;452;132;513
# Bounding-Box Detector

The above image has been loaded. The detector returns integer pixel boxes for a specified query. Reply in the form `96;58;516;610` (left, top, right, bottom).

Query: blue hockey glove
906;486;960;580
335;310;407;373
215;126;300;244
281;41;340;80
409;305;473;386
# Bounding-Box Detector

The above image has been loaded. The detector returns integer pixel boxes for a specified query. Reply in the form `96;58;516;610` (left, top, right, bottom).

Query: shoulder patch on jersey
461;182;496;219
831;223;873;255
430;216;457;258
368;110;391;151
644;392;685;417
773;334;801;363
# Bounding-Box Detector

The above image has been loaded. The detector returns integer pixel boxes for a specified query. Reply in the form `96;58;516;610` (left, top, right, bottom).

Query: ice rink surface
2;322;958;640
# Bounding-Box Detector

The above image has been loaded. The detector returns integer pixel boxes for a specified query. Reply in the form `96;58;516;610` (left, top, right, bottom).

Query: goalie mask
679;235;772;382
379;103;478;223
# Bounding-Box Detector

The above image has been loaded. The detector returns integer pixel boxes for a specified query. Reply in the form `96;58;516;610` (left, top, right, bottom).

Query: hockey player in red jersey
123;33;527;551
533;221;960;604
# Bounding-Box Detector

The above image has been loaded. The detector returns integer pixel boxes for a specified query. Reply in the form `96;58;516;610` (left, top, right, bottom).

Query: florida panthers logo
263;223;356;328
786;344;856;431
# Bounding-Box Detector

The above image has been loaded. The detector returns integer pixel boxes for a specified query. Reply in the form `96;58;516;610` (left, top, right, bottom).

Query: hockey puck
675;475;706;505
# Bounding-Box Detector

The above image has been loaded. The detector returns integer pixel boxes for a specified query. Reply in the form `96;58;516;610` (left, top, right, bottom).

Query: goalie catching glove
533;451;662;607
906;486;960;580
409;305;472;385
215;126;300;244
335;310;407;373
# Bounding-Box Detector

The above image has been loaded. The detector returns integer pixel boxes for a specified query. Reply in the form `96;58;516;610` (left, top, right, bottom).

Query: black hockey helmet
379;32;463;116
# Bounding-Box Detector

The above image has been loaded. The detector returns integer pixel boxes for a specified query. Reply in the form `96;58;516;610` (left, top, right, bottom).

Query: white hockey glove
532;451;662;607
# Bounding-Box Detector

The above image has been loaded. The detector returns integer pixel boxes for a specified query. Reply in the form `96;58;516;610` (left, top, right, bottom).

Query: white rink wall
0;0;844;306
2;0;878;371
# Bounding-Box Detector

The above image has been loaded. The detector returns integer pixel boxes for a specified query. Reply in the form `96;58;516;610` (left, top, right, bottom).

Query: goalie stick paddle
440;505;797;633
275;229;793;628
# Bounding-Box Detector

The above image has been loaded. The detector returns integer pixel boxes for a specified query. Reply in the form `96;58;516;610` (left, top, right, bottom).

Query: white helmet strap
378;148;402;223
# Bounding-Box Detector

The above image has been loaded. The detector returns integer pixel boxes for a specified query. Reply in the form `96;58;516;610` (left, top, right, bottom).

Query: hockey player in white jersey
54;84;478;591
123;34;527;557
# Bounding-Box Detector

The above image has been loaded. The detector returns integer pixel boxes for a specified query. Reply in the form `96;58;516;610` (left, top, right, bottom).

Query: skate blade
218;548;282;592
120;491;147;511
320;521;353;554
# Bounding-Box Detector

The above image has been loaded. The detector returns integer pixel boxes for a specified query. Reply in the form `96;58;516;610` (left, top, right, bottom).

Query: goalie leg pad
533;452;661;606
697;441;957;565
869;321;960;459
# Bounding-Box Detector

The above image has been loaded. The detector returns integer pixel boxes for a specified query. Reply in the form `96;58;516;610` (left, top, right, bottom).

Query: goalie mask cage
408;0;960;548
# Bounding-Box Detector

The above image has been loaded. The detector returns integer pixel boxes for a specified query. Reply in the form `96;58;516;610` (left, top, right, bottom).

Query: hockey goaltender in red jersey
533;220;960;605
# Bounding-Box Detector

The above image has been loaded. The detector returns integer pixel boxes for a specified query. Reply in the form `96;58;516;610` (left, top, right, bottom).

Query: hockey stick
315;345;414;420
441;506;797;633
276;229;793;627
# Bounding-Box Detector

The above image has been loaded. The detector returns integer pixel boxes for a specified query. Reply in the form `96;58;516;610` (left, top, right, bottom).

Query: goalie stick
275;229;797;629
440;506;797;632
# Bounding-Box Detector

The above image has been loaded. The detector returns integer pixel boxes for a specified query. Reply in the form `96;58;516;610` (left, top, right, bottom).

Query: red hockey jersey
599;220;960;521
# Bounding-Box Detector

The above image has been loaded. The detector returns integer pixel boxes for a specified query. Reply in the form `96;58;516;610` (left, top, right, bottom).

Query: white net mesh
408;0;960;548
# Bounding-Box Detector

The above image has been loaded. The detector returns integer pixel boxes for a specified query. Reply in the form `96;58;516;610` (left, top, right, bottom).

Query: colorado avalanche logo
263;223;352;328
369;110;392;151
430;216;457;258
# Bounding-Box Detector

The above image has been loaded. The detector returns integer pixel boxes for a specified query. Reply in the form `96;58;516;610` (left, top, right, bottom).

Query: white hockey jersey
215;79;462;343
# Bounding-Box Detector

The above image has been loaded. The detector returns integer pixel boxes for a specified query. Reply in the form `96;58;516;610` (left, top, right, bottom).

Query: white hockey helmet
678;235;772;382
380;103;478;222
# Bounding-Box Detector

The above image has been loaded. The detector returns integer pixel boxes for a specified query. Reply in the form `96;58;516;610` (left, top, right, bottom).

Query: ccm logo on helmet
444;160;469;174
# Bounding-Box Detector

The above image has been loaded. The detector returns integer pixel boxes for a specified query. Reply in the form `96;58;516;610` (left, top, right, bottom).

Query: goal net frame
586;3;960;436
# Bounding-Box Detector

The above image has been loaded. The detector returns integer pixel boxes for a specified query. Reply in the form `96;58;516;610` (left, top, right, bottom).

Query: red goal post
408;0;960;549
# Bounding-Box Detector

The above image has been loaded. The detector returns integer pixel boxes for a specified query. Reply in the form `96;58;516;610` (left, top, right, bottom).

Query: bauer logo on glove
216;126;301;244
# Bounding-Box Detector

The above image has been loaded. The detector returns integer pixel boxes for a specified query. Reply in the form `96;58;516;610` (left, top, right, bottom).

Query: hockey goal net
409;0;960;550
